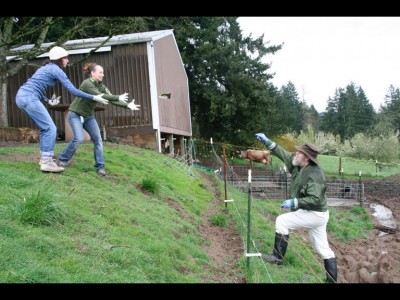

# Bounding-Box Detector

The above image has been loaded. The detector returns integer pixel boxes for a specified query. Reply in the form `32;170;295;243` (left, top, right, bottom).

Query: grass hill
0;142;374;283
0;142;246;283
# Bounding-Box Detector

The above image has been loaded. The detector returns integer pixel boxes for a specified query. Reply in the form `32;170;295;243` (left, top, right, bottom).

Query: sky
237;17;400;112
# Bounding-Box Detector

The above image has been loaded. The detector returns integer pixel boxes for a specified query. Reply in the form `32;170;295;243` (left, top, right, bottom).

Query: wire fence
164;138;399;282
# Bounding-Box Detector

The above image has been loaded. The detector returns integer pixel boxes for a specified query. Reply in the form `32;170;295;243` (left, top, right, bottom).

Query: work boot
324;257;338;283
40;157;64;173
262;233;289;265
58;160;70;167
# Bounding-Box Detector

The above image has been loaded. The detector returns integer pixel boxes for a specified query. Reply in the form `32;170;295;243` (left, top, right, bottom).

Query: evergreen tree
302;103;320;132
377;84;400;132
278;81;303;134
321;83;375;141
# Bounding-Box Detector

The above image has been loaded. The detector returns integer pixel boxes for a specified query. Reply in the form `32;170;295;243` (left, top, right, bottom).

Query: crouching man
256;133;337;283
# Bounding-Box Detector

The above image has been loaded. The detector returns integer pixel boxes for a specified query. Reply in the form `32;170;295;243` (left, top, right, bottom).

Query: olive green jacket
272;144;328;212
69;77;128;117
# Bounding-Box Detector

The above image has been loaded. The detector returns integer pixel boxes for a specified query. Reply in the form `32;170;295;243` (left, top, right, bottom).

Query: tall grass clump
210;214;228;228
10;188;65;226
142;176;160;195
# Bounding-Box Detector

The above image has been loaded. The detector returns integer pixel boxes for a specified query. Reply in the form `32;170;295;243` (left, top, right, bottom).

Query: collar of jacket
89;77;102;85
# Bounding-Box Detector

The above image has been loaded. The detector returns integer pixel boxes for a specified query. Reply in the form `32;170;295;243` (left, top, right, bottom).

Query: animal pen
190;141;365;207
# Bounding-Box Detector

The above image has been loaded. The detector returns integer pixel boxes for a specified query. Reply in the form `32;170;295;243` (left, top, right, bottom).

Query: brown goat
239;150;271;167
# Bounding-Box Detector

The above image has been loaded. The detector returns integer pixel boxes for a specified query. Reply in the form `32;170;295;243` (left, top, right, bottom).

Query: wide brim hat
295;142;320;165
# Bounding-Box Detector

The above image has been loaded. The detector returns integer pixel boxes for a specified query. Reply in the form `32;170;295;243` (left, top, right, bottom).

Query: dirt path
197;172;246;283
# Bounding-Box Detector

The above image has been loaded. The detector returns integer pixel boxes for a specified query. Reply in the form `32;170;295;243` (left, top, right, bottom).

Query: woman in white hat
15;46;109;173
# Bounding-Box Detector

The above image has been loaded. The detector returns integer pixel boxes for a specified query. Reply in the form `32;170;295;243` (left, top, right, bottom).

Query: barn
6;30;192;155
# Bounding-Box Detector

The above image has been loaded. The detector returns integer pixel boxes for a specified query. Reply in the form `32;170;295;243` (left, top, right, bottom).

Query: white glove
127;99;140;111
48;94;61;106
93;94;109;105
118;93;129;103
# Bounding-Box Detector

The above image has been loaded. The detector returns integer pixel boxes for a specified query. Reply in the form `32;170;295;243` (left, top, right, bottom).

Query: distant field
229;154;400;180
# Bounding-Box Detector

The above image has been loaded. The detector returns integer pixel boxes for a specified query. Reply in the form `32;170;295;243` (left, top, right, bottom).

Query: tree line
1;17;399;161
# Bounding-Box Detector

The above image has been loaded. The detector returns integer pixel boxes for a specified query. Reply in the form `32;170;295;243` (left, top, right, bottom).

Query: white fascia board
7;46;111;61
37;46;111;57
8;30;173;57
147;40;161;152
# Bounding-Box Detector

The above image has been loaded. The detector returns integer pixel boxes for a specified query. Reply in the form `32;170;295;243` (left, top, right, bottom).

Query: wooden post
223;146;227;209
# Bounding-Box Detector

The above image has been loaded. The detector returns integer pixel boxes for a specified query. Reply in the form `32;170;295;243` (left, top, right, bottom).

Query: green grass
209;214;228;228
231;153;400;179
0;142;378;283
10;187;66;226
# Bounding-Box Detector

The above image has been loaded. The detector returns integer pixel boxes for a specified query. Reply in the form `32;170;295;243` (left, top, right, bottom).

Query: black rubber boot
324;257;337;283
262;233;289;265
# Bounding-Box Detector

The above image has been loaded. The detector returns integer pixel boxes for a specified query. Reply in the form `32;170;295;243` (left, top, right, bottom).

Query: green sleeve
99;85;128;108
271;144;295;172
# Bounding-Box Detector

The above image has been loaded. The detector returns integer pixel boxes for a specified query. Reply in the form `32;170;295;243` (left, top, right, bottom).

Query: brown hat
295;142;320;165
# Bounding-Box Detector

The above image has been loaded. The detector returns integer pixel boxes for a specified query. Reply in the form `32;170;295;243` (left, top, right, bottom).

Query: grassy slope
0;142;373;283
0;142;224;283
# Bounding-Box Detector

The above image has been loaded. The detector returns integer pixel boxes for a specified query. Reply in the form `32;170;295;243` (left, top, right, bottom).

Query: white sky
238;17;400;112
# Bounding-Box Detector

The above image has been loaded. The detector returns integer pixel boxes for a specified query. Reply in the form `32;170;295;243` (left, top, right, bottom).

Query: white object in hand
127;99;140;111
93;94;109;105
119;93;129;103
48;93;61;106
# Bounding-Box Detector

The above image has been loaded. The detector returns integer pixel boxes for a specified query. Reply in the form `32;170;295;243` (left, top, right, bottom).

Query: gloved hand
118;93;129;103
48;94;61;106
93;94;109;105
256;133;275;149
127;99;140;111
280;199;293;209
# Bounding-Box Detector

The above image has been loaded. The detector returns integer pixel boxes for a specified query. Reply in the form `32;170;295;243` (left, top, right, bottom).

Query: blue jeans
15;89;56;159
58;111;104;170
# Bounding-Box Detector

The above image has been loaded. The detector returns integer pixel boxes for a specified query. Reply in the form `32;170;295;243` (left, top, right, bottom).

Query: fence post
191;140;197;166
358;171;364;207
223;146;227;209
284;165;288;199
246;169;252;269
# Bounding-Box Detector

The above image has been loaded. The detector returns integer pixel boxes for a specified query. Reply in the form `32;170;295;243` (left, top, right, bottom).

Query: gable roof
8;30;174;60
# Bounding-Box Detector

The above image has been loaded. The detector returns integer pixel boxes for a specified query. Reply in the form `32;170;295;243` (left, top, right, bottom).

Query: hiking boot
40;157;64;173
58;160;69;167
96;168;106;176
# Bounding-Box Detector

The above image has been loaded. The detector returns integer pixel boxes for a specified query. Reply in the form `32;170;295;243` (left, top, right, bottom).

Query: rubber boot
324;257;337;283
262;233;289;265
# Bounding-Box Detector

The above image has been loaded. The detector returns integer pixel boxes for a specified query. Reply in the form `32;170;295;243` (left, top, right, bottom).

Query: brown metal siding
7;43;152;133
154;36;191;137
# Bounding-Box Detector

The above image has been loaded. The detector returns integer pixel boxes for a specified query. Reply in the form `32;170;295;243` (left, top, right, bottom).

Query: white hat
49;46;68;60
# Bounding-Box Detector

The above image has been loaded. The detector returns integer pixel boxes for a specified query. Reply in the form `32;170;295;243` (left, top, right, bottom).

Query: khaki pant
275;209;335;260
